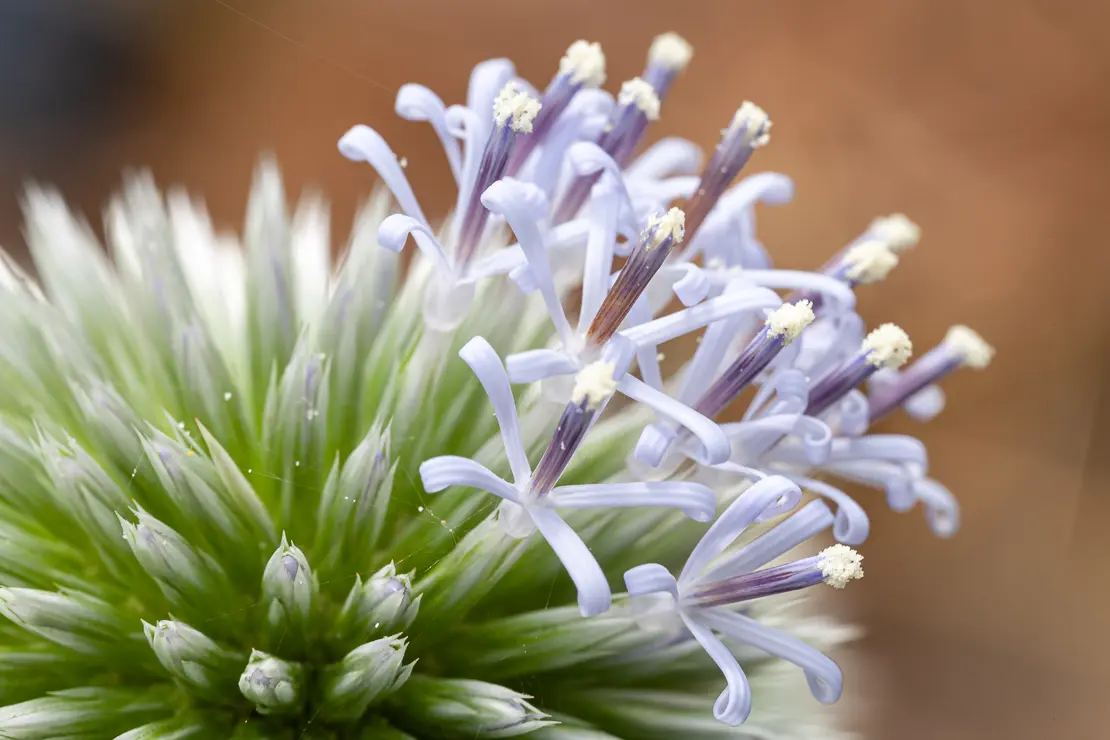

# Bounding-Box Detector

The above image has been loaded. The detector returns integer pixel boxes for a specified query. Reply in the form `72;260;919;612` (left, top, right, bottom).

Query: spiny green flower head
0;33;994;739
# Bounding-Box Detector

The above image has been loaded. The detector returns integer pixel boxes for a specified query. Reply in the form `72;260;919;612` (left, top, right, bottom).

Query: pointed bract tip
863;323;912;369
646;207;686;249
571;360;618;410
560;40;606;87
869;213;921;252
494;83;542;133
618;78;661;121
944;325;994;370
729;101;772;148
649;32;694;70
842;239;899;284
819;544;864;588
765;300;815;343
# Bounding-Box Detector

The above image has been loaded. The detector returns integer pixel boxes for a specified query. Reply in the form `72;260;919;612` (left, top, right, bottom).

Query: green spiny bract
0;166;851;738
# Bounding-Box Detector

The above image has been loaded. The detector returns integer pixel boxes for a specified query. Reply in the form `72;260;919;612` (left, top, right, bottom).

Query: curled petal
629;176;699;208
820;459;917;512
548;481;716;522
505;349;578;384
418;456;520;503
785;475;870;545
743;368;806;421
459;337;530;485
836;390;871;437
623;563;679;599
578;183;620;332
913;477;960;537
377;214;452;275
722;269;857;311
904;385;947;421
565;142;638;236
529;508;611;617
634;423;675;468
679;476;802;585
834;435;928;469
338;125;427;225
705;500;835;582
466;58;515;141
684;616;752;726
625;137;704;180
618;375;729;466
624;293;663;389
699;608;843;705
395;84;460;182
446;105;485;238
620;288;782;348
482;179;574;349
668;264;711;306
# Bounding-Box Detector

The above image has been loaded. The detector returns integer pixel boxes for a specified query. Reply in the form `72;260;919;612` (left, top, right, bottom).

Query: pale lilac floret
624;476;862;726
418;336;717;617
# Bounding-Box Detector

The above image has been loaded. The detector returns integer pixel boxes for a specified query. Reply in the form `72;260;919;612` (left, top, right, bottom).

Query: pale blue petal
482;179;575;349
617;375;730;465
578;183;620;333
783;475;870;545
338;125;428;225
466;58;515;141
446;105;485;242
565;142;639;237
667;263;711;306
419;456;521;503
619;288;781;347
625;293;664;390
459;337;531;485
530;507;611;617
505;349;578;384
548;481;716;522
684;615;752;726
823;459;916;512
624;137;704;180
904;385;947;421
377;214;453;275
704;500;835;582
623;563;679;599
699;607;842;705
395;84;461;183
679;476;802;585
912;477;960;537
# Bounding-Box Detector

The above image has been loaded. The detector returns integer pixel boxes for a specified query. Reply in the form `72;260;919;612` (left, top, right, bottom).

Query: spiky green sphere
0;167;855;739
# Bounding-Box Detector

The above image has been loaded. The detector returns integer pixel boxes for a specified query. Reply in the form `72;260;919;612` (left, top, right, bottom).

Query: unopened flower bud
318;635;412;721
391;675;551;738
261;534;316;629
143;619;242;698
238;649;303;715
335;562;419;646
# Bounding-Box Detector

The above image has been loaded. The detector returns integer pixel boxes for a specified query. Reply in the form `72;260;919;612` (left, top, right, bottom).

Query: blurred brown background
2;1;1109;736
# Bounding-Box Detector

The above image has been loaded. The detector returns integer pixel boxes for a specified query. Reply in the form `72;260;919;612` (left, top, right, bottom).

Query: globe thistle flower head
0;32;997;739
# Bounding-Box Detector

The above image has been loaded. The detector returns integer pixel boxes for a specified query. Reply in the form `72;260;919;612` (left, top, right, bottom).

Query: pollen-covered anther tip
646;207;686;249
945;324;995;370
494;83;542;133
619;78;661;121
870;213;921;253
570;360;618;410
863;323;913;369
843;239;899;284
730;101;772;148
649;32;693;70
560;40;606;87
765;299;815;343
819;544;864;588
